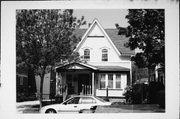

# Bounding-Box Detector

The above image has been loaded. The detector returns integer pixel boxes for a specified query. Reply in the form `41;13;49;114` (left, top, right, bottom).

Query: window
99;73;123;89
100;74;106;89
80;97;96;104
108;74;113;88
102;49;108;61
64;97;80;104
116;74;121;89
84;49;90;60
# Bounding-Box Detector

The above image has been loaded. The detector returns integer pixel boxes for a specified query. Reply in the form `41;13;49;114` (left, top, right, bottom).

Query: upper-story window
84;49;90;60
102;49;108;61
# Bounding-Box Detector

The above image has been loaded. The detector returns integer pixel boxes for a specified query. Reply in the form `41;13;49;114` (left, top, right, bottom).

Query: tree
16;9;86;108
117;9;165;71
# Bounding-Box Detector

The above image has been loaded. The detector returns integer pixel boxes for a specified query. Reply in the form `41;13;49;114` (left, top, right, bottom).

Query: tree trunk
39;69;46;109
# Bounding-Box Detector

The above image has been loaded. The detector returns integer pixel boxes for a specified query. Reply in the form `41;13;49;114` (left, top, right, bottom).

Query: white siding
35;73;50;99
77;22;131;69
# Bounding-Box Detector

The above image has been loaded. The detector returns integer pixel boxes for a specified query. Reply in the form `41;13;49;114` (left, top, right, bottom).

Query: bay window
99;73;123;89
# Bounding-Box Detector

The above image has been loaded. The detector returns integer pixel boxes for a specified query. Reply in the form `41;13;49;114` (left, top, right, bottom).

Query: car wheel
45;109;57;113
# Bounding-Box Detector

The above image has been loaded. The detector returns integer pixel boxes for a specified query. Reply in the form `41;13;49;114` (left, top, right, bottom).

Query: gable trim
74;19;121;56
56;62;98;71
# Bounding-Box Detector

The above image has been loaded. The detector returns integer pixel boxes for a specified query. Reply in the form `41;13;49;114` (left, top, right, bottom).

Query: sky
73;9;129;29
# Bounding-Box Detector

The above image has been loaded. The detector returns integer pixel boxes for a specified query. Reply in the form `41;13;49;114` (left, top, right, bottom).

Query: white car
40;95;111;113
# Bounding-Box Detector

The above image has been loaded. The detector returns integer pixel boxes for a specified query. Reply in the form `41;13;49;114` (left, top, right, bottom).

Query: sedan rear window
64;97;80;104
80;97;96;104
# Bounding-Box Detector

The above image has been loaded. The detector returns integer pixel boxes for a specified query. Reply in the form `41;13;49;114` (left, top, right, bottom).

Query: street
17;100;165;113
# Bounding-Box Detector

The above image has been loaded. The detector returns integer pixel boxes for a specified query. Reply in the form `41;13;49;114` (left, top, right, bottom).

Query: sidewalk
16;100;40;113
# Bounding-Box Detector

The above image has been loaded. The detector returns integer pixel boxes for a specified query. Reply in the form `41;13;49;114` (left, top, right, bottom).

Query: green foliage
117;9;165;69
16;9;86;75
123;84;148;104
16;9;86;106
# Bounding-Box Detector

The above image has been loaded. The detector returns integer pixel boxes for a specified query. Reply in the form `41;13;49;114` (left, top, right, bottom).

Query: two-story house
55;19;134;100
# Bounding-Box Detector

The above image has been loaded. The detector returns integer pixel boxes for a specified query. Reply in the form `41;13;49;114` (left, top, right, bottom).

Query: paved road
16;100;165;113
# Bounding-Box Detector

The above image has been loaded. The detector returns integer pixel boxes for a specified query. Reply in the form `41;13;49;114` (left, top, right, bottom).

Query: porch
55;62;130;101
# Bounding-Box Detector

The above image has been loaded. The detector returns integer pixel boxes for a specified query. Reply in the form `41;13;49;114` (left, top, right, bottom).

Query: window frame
99;73;122;90
115;74;121;89
102;49;108;61
84;49;90;61
100;73;106;89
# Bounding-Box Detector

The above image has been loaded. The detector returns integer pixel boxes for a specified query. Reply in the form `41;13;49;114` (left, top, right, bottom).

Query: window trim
102;49;108;61
99;73;122;89
83;49;90;60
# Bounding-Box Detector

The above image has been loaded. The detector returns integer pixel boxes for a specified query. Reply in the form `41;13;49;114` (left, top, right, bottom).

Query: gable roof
73;28;135;56
74;19;122;56
56;62;130;72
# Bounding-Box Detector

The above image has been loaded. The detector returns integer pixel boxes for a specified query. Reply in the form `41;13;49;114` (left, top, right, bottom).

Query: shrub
148;82;165;104
123;84;148;104
17;92;37;102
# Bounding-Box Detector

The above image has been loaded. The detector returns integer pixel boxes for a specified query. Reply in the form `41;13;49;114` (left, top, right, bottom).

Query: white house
55;19;134;99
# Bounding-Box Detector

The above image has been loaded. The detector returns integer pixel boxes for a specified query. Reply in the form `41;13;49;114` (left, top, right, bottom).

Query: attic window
102;49;108;61
84;49;90;60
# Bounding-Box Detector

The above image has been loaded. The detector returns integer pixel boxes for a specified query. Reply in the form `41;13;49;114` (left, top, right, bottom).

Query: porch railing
57;84;68;95
81;84;92;95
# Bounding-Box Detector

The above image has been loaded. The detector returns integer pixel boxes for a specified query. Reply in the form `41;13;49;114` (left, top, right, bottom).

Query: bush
17;92;37;102
123;84;148;104
148;82;165;104
124;82;165;105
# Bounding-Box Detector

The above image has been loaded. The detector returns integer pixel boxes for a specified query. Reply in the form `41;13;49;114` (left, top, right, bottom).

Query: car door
78;97;97;110
59;97;80;113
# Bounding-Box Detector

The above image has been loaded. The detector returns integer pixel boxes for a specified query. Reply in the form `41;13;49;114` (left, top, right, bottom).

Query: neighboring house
35;69;56;100
55;19;135;99
16;64;37;101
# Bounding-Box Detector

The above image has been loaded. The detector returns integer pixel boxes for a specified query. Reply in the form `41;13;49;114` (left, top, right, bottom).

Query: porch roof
56;62;97;72
95;65;130;71
56;62;130;72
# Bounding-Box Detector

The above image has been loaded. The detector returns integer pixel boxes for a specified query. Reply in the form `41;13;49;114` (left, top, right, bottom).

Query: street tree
16;9;86;108
116;9;165;72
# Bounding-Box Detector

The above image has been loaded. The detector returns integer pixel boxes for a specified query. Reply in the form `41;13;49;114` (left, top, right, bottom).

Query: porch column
92;72;95;96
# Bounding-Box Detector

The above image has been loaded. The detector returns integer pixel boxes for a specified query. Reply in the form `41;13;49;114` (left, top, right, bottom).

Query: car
40;95;112;113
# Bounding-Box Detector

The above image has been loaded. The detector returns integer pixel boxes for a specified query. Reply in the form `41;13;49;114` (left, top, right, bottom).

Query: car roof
69;95;94;98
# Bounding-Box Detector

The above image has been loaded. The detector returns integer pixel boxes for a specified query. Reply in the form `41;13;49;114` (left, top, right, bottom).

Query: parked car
40;95;112;113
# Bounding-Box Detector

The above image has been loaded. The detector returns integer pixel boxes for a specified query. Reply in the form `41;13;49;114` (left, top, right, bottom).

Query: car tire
45;109;57;113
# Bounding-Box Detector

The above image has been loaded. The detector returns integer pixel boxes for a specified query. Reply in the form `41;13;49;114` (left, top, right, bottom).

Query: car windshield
62;97;80;104
94;97;107;102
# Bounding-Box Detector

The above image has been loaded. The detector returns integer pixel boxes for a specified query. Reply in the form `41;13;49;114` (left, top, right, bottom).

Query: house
16;64;37;102
55;19;135;100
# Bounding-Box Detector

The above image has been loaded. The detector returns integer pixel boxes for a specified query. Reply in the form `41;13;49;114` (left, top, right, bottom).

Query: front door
78;74;91;95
